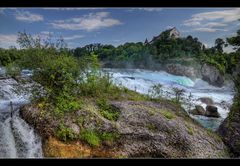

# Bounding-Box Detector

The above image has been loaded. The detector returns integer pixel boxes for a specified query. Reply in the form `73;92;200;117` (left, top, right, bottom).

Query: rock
218;108;240;157
205;105;220;118
190;105;205;115
66;123;80;135
201;64;224;87
20;100;229;158
198;97;214;105
165;64;197;79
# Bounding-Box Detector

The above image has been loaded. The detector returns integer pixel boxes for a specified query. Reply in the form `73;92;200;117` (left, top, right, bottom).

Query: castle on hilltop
145;27;180;45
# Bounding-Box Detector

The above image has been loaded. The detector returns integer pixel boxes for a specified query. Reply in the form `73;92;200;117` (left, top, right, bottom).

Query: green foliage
54;95;82;117
80;130;101;147
56;124;77;142
80;129;120;147
172;88;185;103
97;98;120;121
5;62;21;77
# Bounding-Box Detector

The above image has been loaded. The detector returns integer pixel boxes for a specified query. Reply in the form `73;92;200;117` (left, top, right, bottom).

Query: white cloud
15;11;44;22
50;12;122;31
63;35;84;40
193;27;228;32
183;8;240;32
0;34;18;48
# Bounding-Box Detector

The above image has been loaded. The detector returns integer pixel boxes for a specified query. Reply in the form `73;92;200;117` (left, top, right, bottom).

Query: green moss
80;129;120;147
186;125;194;135
147;123;158;132
99;132;120;145
160;110;175;120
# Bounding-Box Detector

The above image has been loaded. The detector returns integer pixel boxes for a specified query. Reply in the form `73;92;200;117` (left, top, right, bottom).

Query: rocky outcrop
218;106;240;157
20;100;229;158
165;64;197;79
190;105;205;116
198;97;214;105
201;64;224;87
205;105;220;118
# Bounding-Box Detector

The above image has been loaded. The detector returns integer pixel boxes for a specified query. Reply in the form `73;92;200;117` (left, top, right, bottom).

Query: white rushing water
103;68;235;131
0;78;43;158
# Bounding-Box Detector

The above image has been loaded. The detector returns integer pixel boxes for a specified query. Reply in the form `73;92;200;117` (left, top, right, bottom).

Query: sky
0;7;240;50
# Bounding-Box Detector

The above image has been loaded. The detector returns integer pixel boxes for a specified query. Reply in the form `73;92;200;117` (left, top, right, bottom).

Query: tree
215;38;225;53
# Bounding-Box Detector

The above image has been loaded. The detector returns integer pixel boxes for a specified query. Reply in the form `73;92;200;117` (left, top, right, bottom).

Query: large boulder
189;105;205;116
165;64;197;79
21;100;229;158
205;105;220;118
201;64;224;87
198;97;214;105
218;107;240;157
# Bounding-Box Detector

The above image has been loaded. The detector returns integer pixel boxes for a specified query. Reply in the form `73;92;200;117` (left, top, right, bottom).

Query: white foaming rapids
0;78;42;158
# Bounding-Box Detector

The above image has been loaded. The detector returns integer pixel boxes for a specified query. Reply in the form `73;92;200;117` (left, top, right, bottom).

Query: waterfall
0;78;43;158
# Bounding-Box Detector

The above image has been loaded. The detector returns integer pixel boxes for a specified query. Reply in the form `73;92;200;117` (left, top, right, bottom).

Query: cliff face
20;99;229;158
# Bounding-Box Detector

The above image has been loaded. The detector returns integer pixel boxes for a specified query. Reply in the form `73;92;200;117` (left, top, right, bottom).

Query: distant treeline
0;28;239;76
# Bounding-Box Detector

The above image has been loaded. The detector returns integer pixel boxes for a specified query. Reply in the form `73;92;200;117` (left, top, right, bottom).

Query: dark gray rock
198;97;214;105
205;105;220;118
201;64;224;87
190;105;205;116
165;64;197;79
218;109;240;157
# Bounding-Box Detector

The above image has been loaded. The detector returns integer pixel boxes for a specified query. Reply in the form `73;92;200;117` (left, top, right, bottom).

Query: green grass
80;130;101;147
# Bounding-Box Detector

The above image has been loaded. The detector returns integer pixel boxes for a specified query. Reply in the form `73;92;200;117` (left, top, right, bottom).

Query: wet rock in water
205;105;220;118
165;64;197;79
190;105;205;116
201;64;224;87
198;97;214;105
